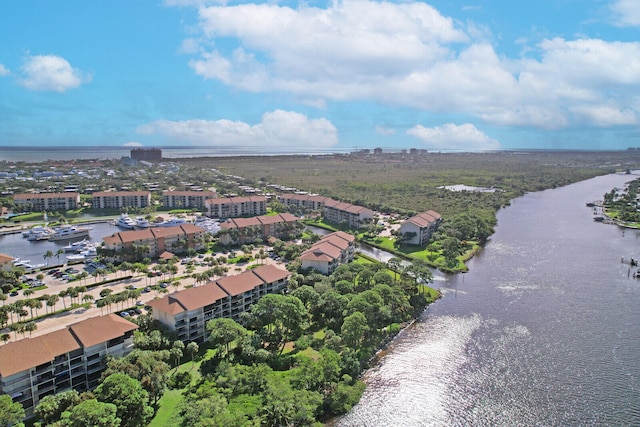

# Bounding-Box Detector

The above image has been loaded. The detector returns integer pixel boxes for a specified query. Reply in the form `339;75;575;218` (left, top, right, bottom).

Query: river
335;172;640;426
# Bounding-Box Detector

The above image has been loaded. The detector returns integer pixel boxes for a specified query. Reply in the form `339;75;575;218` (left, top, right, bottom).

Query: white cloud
0;64;9;76
136;110;338;148
18;54;91;92
407;123;500;151
610;0;640;27
375;125;396;135
174;0;640;130
123;141;144;147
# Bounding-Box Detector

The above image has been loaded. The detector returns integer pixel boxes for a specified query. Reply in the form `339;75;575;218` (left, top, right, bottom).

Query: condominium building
163;191;217;209
0;314;137;417
91;191;151;209
102;224;206;261
13;193;80;212
0;253;14;272
148;265;290;343
206;196;267;218
218;213;300;245
323;199;374;229
278;194;331;211
299;231;356;274
398;210;442;246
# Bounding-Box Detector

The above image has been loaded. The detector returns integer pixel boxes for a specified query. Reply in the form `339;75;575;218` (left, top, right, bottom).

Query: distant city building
130;148;162;161
398;210;442;246
0;314;137;417
13;192;80;212
373;147;383;154
163;190;217;209
92;191;151;209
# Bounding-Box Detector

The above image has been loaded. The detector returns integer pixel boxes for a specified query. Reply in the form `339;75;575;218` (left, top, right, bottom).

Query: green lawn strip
148;389;183;427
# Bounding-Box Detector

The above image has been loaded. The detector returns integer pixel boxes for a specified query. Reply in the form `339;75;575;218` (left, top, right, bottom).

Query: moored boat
48;225;91;241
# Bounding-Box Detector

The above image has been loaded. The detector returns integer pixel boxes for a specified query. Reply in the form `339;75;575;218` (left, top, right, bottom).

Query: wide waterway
335;172;640;426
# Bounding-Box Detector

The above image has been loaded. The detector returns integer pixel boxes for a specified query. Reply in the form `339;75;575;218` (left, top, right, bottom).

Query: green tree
341;311;369;348
60;399;120;427
0;394;25;427
206;317;248;359
34;389;81;426
93;373;154;427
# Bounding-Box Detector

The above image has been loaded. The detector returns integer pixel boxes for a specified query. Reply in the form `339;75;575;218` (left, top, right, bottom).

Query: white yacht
23;226;54;241
156;217;187;227
63;239;91;252
115;213;136;230
48;225;91;241
135;216;150;228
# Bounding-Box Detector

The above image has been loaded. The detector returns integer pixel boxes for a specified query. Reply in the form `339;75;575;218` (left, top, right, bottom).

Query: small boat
155;217;187;227
115;213;137;230
48;225;91;241
135;216;150;228
63;239;91;252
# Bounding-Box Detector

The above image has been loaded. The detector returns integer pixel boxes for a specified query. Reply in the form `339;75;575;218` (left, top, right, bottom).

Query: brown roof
0;253;14;263
180;224;205;235
170;282;229;311
299;249;334;262
120;229;155;243
216;271;264;297
207;196;266;206
327;230;356;243
13;192;79;200
159;251;175;260
163;190;216;197
0;329;81;377
92;191;150;197
250;265;290;283
68;314;138;348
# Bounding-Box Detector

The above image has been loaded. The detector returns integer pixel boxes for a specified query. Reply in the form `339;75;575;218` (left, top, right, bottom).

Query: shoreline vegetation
2;151;640;425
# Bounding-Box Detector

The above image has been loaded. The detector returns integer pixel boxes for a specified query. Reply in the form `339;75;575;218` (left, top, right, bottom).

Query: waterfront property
323;199;374;229
162;190;217;209
206;196;267;218
101;224;206;261
91;190;151;210
147;265;290;343
0;253;14;271
0;314;137;417
299;231;356;274
398;210;443;246
218;213;300;245
278;193;332;211
12;192;80;212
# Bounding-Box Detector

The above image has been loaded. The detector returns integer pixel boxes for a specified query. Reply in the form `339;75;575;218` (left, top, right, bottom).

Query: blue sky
1;0;639;153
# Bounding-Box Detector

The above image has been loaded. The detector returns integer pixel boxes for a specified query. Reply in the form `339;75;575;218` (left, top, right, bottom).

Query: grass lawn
148;389;183;427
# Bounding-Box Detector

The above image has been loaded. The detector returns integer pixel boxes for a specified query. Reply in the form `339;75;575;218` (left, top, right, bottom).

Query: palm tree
58;290;68;309
24;321;37;337
0;293;6;306
46;294;59;314
22;289;34;298
43;250;54;267
55;248;65;266
186;341;199;365
1;333;10;345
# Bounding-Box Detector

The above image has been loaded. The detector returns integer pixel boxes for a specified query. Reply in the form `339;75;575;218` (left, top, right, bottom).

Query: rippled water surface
336;173;640;426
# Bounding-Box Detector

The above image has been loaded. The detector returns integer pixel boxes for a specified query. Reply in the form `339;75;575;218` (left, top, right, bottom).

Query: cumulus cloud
610;0;640;27
18;54;91;92
136;110;338;149
0;64;9;76
375;125;396;135
407;123;500;151
123;141;144;147
172;0;640;130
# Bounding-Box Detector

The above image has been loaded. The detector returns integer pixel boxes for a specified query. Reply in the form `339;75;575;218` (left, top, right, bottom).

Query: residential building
0;314;137;417
398;210;442;246
218;213;300;245
0;253;14;271
91;191;151;209
148;265;290;343
101;224;206;261
278;194;331;211
163;190;217;209
299;231;356;274
323;199;374;229
13;193;80;212
206;196;267;218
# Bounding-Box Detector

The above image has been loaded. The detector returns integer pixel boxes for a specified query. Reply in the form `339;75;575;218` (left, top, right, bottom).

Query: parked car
119;311;130;317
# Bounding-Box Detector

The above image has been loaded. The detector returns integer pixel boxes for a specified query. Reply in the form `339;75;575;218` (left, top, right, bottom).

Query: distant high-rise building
131;148;162;161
